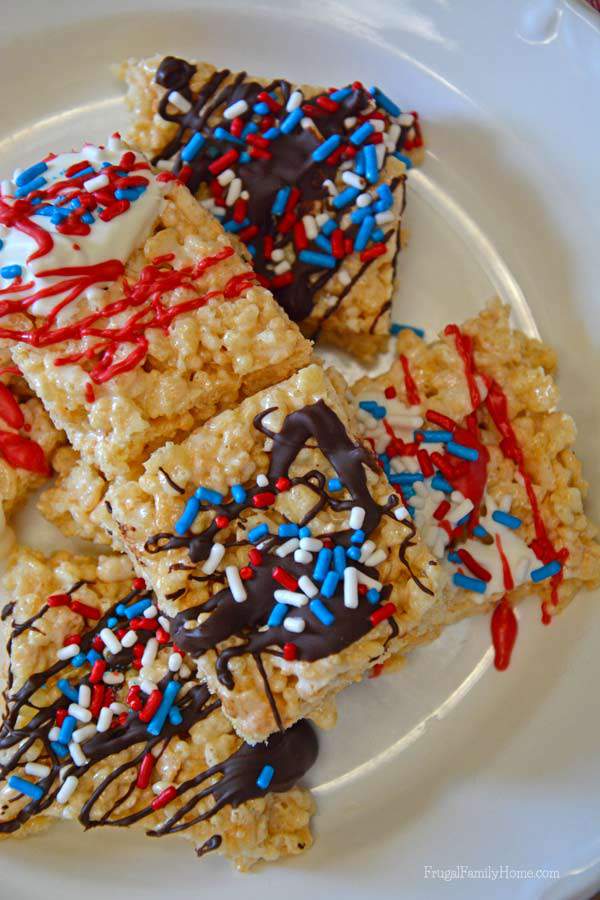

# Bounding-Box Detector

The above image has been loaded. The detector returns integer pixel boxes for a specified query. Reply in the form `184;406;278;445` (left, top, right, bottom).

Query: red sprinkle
233;198;247;223
69;600;101;620
137;752;155;790
491;597;518;671
84;383;95;403
384;386;396;399
369;663;384;679
208;149;239;175
278;211;296;234
331;229;345;259
132;578;146;591
214;515;230;529
316;95;339;112
275;477;292;492
248;549;263;566
263;235;274;260
152;785;177;811
55;709;68;727
156;627;170;644
0;383;24;430
400;354;421;406
63;633;82;647
293;221;308;252
271;271;294;289
89;660;106;684
360;243;387;263
272;566;298;591
417;448;434;478
370;603;396;627
426;409;457;431
433;500;451;521
139;690;163;723
47;593;70;608
456;548;491;582
240;566;254;580
283;642;297;661
90;685;105;718
99;200;130;222
238;224;259;242
252;491;275;508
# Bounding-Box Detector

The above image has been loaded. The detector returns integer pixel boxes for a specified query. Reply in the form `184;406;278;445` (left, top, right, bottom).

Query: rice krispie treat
0;137;311;478
120;55;424;361
351;301;600;669
105;364;443;743
0;548;316;869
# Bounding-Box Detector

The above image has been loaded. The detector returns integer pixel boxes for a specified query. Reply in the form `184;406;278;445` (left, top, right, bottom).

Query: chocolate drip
196;834;222;857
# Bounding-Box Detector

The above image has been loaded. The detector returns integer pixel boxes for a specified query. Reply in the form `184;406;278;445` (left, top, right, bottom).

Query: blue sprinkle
86;649;102;665
249;523;269;543
241;122;259;139
194;486;224;505
431;475;453;493
81;212;94;225
168;706;183;726
231;484;247;503
447;442;479;462
402;487;415;499
314;234;332;254
351;529;365;545
406;505;415;517
453;572;487;594
51;210;68;225
115;187;145;201
354;214;374;252
8;776;45;803
419;430;453;443
351;206;371;225
116;604;126;616
347;546;361;561
123;598;152;620
58;715;77;746
0;265;22;280
223;219;244;233
332;186;361;210
272;186;291;216
313;548;332;582
280;108;304;134
376;183;393;209
267;603;289;628
256;764;275;790
354;148;366;177
363;144;379;184
174;496;201;535
298;249;337;269
333;545;346;575
371;227;386;243
57;679;79;702
473;525;489;539
393;151;413;170
278;523;299;538
310;599;335;626
181;132;205;162
50;741;68;758
447;551;462;563
15;175;47;198
16;161;48;186
298;526;311;538
213;126;245;145
147;680;182;736
491;510;522;530
68;166;94;179
389;472;424;485
71;653;87;668
107;616;118;628
321;570;340;598
239;152;251;164
312;134;342;162
390;323;425;338
530;560;562;583
328;478;343;492
30;197;42;206
358;400;378;411
329;86;353;102
456;512;472;528
253;102;271;115
366;588;380;605
262;127;280;141
31;205;53;217
320;218;336;236
350;122;375;146
370;86;401;117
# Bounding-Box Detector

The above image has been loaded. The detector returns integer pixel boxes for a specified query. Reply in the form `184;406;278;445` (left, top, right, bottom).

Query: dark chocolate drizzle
152;57;409;327
0;583;317;841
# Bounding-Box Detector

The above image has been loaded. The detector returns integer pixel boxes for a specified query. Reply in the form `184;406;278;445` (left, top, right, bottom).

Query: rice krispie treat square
0;548;316;869
105;364;443;743
120;55;424;361
0;137;311;478
351;301;600;669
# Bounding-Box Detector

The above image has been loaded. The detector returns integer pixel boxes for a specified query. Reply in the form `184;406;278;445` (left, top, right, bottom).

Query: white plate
1;1;600;897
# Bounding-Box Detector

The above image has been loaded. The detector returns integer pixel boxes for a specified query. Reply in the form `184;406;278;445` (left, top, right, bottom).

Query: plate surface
1;2;599;898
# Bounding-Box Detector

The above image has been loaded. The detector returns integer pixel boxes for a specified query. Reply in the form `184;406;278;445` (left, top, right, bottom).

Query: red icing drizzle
491;597;518;670
399;354;420;406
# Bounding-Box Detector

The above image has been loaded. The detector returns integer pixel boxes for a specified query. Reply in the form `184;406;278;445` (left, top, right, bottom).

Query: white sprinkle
298;575;319;598
364;549;387;567
152;781;170;796
226;565;247;603
102;671;124;686
202;542;225;575
357;571;382;591
286;90;303;112
376;144;385;168
121;630;138;648
223;99;248;119
68;703;92;724
141;637;158;669
338;268;352;286
323;178;337;196
376;210;395;225
72;724;97;744
499;494;513;513
344;116;357;129
225;177;242;206
217;167;235;186
349;507;366;530
299;537;323;552
256;474;269;487
168;90;191;113
276;538;300;557
25;763;51;778
448;498;474;525
0;180;12;197
359;540;377;563
387;123;401;146
271;248;285;262
294;549;313;565
69;742;88;767
356;192;372;207
57;644;79;661
140;679;158;695
315;212;329;228
369;118;386;132
342;171;366;190
158;616;171;634
301;117;315;130
302;215;318;240
78;685;91;708
398;113;414;127
100;628;121;655
155;158;173;171
97;707;113;733
56;775;78;805
274;259;291;275
180;664;191;678
168;652;183;673
84;173;109;193
273;590;308;608
109;702;129;714
343;567;359;609
143;605;158;619
283;616;306;633
49;727;60;742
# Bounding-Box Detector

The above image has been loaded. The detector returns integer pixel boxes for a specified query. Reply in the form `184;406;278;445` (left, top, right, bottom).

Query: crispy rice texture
0;548;314;869
8;182;311;479
351;300;600;654
120;56;425;362
105;363;443;744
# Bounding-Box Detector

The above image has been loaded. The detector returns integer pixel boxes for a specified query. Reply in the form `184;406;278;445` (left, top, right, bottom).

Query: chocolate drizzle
0;583;317;841
152;57;409;327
